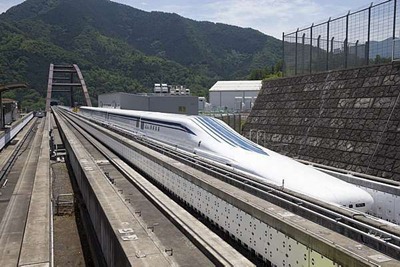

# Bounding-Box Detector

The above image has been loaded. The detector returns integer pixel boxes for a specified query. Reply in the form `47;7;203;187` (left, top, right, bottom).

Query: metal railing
283;0;399;76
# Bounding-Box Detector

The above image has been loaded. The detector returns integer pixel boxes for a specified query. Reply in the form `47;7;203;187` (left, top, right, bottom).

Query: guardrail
0;112;34;151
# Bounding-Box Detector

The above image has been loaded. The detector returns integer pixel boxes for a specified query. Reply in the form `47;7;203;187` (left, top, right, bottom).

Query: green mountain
0;0;282;109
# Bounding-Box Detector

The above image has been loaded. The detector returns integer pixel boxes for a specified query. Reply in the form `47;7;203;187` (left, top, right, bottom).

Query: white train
79;107;374;212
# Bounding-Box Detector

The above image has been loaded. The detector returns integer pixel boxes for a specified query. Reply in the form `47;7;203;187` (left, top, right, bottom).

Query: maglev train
79;106;374;212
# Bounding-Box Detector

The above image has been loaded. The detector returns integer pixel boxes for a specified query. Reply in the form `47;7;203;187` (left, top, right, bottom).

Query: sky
0;0;378;38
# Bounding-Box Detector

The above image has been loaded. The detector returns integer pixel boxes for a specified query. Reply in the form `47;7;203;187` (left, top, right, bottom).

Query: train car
35;111;44;118
79;106;374;212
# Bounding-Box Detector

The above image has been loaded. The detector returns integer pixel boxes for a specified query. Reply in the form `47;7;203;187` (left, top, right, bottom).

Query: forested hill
0;0;282;109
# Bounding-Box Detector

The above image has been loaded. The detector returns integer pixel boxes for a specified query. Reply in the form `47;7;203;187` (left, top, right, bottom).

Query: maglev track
58;108;400;260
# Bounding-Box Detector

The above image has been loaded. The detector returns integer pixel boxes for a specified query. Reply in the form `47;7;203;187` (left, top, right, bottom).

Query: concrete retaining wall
243;63;400;181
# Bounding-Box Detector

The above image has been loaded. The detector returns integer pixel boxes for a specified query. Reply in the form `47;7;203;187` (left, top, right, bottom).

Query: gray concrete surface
19;116;51;266
56;113;175;266
0;119;44;266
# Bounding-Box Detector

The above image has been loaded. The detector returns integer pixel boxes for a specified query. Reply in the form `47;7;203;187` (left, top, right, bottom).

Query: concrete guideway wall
244;63;400;181
315;166;400;225
72;112;399;267
55;112;179;266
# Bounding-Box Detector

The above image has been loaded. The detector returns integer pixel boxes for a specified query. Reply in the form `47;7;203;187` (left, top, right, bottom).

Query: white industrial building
209;80;262;112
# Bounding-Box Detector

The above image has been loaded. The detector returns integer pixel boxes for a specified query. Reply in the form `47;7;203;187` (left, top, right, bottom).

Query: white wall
210;90;259;112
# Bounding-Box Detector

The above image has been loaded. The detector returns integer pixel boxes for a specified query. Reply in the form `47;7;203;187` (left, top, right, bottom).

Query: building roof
99;92;195;98
209;80;262;92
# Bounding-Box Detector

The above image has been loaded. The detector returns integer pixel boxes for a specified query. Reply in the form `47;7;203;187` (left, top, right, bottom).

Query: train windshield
194;116;268;156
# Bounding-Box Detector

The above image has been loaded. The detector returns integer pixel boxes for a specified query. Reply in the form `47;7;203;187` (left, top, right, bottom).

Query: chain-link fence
283;0;400;76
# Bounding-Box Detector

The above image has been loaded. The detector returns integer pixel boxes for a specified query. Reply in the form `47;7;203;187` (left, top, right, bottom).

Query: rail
54;108;255;266
0;118;37;185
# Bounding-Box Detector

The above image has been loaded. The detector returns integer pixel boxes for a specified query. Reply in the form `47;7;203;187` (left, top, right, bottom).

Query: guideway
54;108;253;266
59;107;400;267
0;115;51;266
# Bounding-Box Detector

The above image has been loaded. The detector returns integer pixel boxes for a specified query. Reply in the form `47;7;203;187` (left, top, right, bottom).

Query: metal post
317;35;321;71
345;11;350;68
394;0;397;40
355;40;359;66
295;29;299;75
331;37;335;68
302;33;306;74
326;18;331;70
393;0;397;60
366;3;372;65
282;32;285;76
310;24;313;73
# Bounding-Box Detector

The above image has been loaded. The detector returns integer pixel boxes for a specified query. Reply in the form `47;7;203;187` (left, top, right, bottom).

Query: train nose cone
335;186;374;212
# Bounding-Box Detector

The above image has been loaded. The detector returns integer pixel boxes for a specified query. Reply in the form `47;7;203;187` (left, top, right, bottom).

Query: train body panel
79;106;374;212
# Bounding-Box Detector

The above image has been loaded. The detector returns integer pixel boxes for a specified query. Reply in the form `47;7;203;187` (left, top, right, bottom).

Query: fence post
326;18;331;70
366;3;372;65
345;11;350;68
317;35;321;71
331;37;335;68
295;28;299;75
394;0;397;40
302;32;306;74
355;40;359;65
282;32;285;76
310;23;313;73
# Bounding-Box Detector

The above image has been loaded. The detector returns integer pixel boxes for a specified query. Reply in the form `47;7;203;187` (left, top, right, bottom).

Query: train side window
356;203;365;208
349;204;353;208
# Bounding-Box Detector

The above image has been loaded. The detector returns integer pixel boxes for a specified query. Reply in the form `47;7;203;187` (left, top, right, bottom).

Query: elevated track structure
55;107;400;267
53;108;253;266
